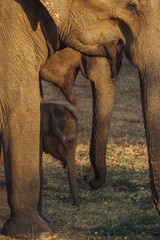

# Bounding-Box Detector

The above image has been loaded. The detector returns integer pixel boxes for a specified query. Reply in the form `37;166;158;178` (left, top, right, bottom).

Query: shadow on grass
42;159;160;239
109;172;150;193
90;216;159;238
43;164;151;204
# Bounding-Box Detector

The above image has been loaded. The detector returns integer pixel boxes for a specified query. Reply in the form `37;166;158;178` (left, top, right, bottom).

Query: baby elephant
40;103;78;205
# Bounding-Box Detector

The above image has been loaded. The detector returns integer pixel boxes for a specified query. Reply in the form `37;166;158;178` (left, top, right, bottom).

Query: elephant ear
39;0;67;27
40;104;51;136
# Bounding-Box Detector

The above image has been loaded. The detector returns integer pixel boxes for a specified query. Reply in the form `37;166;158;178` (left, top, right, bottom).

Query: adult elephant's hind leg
89;58;115;189
1;78;55;239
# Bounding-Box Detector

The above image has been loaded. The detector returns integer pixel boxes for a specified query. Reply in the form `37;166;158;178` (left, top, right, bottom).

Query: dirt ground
0;55;146;238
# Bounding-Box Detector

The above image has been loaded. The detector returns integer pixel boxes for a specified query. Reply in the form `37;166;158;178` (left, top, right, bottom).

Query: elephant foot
89;178;105;190
2;213;57;239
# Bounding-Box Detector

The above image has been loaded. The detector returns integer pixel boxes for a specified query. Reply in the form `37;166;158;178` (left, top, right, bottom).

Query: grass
41;142;160;240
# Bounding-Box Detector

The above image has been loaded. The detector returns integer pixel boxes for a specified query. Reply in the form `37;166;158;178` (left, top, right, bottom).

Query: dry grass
0;56;159;239
41;142;159;240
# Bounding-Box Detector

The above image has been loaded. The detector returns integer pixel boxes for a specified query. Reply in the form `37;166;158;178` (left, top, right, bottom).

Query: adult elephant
0;0;159;240
54;0;160;216
39;0;160;217
40;0;160;204
57;0;160;214
0;0;122;239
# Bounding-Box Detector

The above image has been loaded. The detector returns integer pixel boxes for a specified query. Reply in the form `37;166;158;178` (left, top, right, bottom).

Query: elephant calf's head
40;103;77;168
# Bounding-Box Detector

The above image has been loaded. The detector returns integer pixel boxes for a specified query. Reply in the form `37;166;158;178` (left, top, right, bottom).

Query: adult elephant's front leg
1;78;54;239
88;58;115;189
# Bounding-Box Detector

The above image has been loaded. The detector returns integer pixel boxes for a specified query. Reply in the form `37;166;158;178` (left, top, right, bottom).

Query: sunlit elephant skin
40;103;78;206
40;44;123;190
0;0;159;239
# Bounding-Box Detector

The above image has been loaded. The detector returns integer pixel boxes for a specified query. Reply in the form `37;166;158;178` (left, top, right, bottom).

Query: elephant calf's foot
89;178;105;190
2;214;57;239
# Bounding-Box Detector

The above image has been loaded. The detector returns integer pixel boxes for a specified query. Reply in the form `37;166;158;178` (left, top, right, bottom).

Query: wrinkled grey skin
40;103;78;206
40;45;123;190
0;0;159;238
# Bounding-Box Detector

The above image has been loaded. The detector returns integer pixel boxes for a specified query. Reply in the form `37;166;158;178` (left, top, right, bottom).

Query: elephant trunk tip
72;199;78;206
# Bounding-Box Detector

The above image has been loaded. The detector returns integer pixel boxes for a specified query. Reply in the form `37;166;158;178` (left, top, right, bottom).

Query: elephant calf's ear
40;105;51;136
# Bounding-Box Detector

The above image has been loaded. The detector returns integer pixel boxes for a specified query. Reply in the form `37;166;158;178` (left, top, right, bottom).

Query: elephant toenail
37;232;58;239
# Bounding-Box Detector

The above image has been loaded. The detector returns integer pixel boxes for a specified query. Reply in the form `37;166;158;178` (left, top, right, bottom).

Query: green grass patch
41;143;160;239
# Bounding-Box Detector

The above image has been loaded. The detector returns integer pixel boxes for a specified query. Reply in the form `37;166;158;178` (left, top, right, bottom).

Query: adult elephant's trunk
65;144;78;206
86;58;115;189
140;68;160;214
